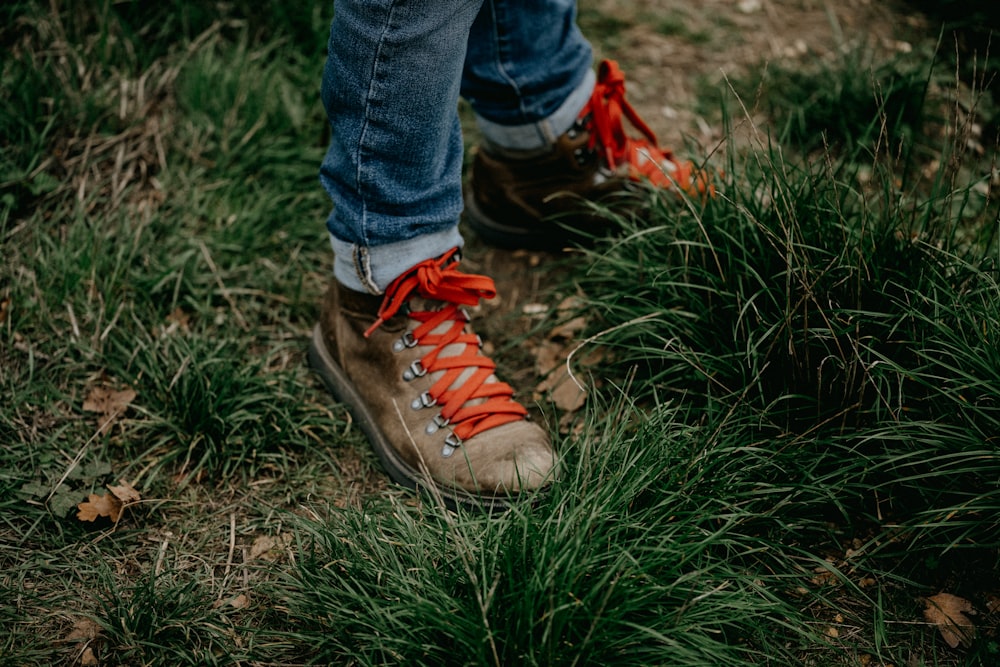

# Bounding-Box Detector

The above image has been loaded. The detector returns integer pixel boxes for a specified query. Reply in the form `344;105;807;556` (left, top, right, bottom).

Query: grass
279;400;816;666
727;45;936;155
2;0;1000;665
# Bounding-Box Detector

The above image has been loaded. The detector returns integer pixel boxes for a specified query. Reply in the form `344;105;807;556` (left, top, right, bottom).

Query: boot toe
453;420;556;495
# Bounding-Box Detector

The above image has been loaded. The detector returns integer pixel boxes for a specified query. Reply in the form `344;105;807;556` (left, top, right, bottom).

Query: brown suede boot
308;249;555;509
465;59;713;249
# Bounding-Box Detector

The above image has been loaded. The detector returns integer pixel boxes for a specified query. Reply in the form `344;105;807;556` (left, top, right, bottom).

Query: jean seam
356;0;402;250
486;0;528;126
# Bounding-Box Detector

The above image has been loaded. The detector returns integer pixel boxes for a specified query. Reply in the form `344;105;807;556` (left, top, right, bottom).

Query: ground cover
2;1;999;665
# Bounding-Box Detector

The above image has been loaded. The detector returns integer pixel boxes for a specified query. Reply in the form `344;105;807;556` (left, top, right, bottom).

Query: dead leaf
64;617;101;643
532;340;563;377
76;481;140;524
547;296;588;341
0;297;10;324
249;535;277;560
63;620;101;667
83;385;136;434
229;593;250;609
575;344;608;367
249;534;290;562
549;316;587;341
923;592;976;648
166;307;190;329
107;481;141;504
555;295;583;313
541;367;587;412
82;386;136;415
77;493;123;523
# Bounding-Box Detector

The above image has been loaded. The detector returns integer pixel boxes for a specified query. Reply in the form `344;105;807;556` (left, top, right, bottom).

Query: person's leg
318;0;476;294
462;0;713;249
312;0;555;509
461;0;595;151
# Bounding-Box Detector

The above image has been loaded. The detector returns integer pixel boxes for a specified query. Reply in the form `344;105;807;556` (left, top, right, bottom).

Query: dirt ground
583;0;912;147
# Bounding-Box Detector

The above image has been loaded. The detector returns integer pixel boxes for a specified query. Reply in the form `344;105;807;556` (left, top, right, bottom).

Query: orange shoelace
585;59;712;196
365;250;528;442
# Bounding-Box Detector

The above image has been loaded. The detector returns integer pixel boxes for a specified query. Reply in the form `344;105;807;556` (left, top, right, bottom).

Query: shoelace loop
366;250;528;442
364;250;495;337
587;59;661;172
585;59;710;194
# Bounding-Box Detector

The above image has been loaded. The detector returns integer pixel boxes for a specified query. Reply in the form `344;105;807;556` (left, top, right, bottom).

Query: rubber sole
307;324;512;512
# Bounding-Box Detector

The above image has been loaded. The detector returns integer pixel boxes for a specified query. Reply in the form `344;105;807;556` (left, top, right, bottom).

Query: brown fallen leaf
80;647;99;666
76;482;140;524
82;386;137;415
64;617;102;643
107;481;141;504
165;307;191;333
532;340;563;377
249;534;290;562
229;593;250;609
923;592;976;648
77;493;123;523
538;366;587;412
63;617;102;666
549;315;587;341
83;384;137;434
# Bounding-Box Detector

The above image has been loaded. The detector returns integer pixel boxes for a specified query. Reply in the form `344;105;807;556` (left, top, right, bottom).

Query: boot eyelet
395;331;417;351
425;412;449;435
441;433;462;458
402;359;426;381
426;413;450;435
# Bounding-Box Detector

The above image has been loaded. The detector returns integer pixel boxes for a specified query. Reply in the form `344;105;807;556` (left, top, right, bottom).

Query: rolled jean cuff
330;225;465;295
474;69;595;151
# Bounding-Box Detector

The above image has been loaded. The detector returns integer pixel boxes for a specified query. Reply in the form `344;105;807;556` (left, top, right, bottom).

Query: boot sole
307;324;512;512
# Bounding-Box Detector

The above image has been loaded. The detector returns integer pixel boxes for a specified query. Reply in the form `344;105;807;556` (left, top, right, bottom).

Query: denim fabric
464;0;594;150
319;0;593;293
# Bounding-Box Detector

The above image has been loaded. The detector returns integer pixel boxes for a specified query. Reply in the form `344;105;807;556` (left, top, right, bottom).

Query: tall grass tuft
739;46;934;157
570;131;1000;563
277;396;816;666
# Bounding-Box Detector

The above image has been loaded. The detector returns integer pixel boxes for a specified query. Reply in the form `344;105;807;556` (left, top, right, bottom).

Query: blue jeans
319;0;594;293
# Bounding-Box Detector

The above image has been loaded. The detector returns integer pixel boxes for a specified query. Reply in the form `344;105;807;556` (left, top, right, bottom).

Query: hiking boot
465;59;713;249
308;248;555;509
